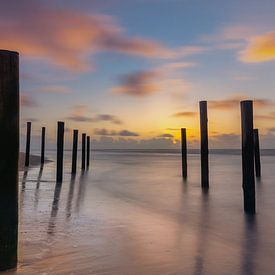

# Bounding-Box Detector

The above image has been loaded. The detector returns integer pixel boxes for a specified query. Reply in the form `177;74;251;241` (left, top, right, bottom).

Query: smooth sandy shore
3;151;275;274
19;153;50;170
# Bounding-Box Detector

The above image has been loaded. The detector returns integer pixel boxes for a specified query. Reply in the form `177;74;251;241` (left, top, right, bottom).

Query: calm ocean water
6;150;275;274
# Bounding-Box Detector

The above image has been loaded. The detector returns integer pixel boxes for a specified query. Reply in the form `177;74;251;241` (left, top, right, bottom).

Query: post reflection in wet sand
66;174;76;220
47;181;63;235
34;165;44;209
75;171;88;214
193;189;209;275
242;215;258;275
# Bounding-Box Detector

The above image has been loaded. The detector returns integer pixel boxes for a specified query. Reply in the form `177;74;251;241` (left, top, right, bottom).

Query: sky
2;0;275;149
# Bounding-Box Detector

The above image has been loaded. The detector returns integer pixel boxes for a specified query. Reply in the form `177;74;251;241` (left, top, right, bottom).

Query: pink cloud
0;1;205;71
20;94;38;107
240;31;275;63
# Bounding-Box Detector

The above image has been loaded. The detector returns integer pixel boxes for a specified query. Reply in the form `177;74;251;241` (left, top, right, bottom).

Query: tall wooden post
181;128;187;179
0;50;19;270
82;133;86;170
87;136;90;168
56;122;64;182
71;129;78;174
253;129;261;178
25;121;31;167
241;101;255;214
199;101;209;188
41;127;45;165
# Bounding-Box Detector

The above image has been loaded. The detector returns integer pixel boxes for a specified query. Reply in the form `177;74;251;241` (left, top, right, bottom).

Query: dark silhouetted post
87;136;90;168
56;121;64;182
41;127;45;165
181;128;187;179
25;121;31;167
200;101;209;188
241;101;255;214
0;50;19;270
82;133;86;170
71;129;78;174
253;129;261;178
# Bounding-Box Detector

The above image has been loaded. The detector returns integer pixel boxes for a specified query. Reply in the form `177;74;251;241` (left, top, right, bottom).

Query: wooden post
253;129;261;178
241;101;255;214
199;101;209;188
56;122;64;182
71;129;78;174
25;121;31;167
0;50;19;270
41;127;45;165
87;136;90;168
82;133;86;170
181;128;187;179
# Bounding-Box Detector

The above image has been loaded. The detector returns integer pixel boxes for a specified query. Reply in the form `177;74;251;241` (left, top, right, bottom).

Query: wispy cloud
0;1;205;71
112;70;160;96
208;95;274;110
112;61;192;97
240;31;275;63
94;128;139;136
21;94;38;107
172;111;197;117
36;85;72;94
158;133;174;138
67;105;122;124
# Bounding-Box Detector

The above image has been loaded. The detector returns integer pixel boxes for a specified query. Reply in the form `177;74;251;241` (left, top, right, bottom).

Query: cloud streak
67;105;122;124
240;31;275;63
94;128;139;137
0;1;205;71
21;94;38;107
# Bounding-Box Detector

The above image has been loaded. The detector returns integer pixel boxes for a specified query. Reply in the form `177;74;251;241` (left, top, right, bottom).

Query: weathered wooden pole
71;129;78;174
199;101;209;188
81;133;86;170
41;127;45;165
0;50;19;270
25;121;31;167
56;121;64;182
87;136;90;168
181;128;187;179
241;100;255;214
253;129;261;178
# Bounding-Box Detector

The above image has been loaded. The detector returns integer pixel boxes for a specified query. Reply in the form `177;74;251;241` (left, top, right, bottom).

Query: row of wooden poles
24;122;91;182
180;100;261;214
0;50;265;270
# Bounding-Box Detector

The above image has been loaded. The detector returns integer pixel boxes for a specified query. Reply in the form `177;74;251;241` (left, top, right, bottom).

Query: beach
3;150;275;274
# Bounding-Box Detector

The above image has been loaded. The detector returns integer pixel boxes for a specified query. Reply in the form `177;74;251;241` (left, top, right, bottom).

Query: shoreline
19;153;51;171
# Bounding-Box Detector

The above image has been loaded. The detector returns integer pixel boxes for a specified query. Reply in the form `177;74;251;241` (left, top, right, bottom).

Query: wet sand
4;151;275;274
19;153;50;170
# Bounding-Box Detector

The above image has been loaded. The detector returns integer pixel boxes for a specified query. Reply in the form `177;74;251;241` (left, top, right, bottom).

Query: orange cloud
0;1;205;71
112;62;192;97
21;94;38;107
112;70;160;96
67;105;122;124
209;95;274;110
240;31;275;62
172;111;196;117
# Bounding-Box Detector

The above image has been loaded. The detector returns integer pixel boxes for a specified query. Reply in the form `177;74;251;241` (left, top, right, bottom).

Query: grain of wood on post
56;121;64;182
41;127;45;165
71;129;78;174
253;129;261;178
181;128;187;179
241;100;256;214
199;101;209;188
0;50;19;271
25;122;31;167
82;133;86;170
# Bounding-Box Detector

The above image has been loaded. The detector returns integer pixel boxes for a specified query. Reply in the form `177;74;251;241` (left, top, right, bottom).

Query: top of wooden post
0;50;19;56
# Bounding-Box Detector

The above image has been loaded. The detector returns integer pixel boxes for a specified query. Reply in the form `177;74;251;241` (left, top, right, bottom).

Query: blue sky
2;0;275;149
